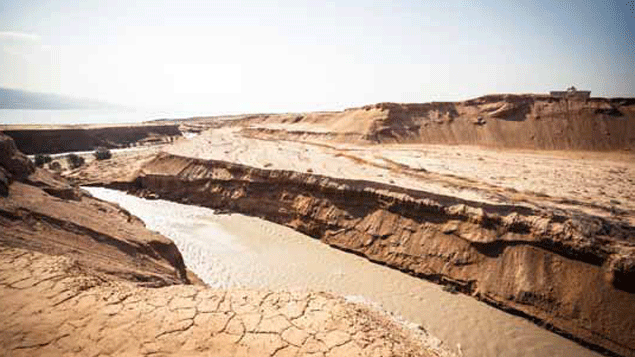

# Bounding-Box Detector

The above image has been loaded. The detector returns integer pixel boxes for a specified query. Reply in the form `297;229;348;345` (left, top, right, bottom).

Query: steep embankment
107;152;635;357
0;133;189;285
229;95;635;151
1;124;182;154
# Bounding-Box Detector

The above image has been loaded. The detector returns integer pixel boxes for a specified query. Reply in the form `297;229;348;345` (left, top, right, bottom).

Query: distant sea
0;109;205;126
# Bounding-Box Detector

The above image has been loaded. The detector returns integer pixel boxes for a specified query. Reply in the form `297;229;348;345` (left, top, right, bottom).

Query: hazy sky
1;0;633;113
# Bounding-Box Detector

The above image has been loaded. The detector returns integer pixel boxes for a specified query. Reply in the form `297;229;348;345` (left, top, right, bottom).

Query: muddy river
85;187;601;357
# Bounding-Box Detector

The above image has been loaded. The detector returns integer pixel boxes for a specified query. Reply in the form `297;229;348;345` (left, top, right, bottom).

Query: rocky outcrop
1;124;182;154
0;132;35;195
108;152;635;357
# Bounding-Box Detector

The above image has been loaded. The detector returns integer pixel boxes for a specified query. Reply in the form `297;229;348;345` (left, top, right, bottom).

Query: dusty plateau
2;94;635;356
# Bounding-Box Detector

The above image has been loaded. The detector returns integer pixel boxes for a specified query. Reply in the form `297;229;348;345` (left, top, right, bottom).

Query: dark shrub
48;161;62;171
93;147;112;160
34;154;52;167
66;154;85;169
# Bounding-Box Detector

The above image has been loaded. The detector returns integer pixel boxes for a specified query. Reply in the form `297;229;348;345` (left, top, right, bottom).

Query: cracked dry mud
0;246;438;357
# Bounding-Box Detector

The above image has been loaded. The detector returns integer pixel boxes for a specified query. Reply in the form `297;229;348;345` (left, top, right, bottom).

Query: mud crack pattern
0;246;444;357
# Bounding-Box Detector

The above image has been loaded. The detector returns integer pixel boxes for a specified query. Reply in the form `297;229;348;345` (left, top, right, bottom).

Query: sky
0;0;634;113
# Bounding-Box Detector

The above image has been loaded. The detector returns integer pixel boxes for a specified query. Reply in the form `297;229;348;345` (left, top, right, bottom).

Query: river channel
85;187;601;357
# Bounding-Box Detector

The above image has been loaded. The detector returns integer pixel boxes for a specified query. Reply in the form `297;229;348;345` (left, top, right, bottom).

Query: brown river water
85;187;601;357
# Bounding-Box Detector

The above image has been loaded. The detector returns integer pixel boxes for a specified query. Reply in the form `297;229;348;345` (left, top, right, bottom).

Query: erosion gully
86;187;603;357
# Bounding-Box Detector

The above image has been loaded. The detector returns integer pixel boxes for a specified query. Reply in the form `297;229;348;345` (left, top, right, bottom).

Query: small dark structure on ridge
550;86;591;99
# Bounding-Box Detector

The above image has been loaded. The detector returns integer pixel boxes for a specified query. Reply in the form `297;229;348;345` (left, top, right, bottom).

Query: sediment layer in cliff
109;152;635;357
1;123;182;154
214;95;635;151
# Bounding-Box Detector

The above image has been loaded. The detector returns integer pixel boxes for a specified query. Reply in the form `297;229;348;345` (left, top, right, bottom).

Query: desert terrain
0;131;451;356
2;94;635;356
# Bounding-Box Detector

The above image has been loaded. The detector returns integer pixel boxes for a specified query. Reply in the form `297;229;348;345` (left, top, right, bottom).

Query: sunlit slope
234;95;635;151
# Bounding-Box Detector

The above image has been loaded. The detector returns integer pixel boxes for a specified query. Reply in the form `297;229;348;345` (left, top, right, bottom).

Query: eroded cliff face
108;152;635;356
1;124;182;154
